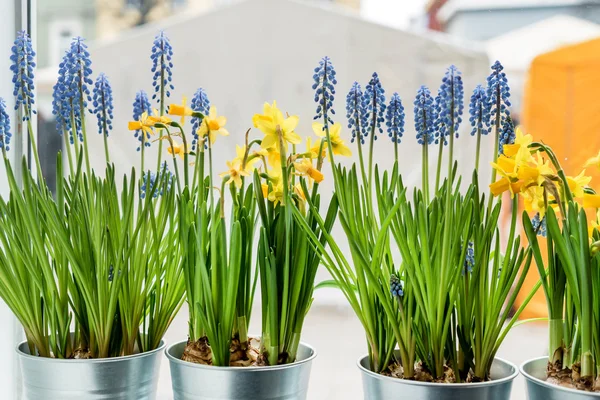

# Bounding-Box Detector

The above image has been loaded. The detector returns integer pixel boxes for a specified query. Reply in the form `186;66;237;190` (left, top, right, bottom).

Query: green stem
435;138;443;193
422;143;429;204
475;127;482;172
23;105;43;181
156;54;166;171
549;318;564;367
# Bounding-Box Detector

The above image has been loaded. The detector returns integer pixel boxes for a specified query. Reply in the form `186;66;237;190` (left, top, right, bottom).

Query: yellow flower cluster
490;127;600;233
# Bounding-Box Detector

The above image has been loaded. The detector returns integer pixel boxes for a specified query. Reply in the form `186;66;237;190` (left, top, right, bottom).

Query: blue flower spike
312;56;337;127
469;85;488;136
10;30;36;120
386;92;405;144
132;90;153;151
532;213;547;237
0;98;12;153
463;241;475;275
390;274;404;298
92;73;114;137
484;61;512;155
346;82;367;144
190;88;211;150
363;72;386;140
414;86;436;146
151;31;174;103
436;65;464;144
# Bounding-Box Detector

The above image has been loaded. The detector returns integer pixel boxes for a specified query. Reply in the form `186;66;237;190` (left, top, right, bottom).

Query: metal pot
521;356;600;399
16;339;165;400
166;339;316;400
358;353;518;400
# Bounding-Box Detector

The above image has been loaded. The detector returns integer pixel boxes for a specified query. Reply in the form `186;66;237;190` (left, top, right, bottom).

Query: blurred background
2;0;600;398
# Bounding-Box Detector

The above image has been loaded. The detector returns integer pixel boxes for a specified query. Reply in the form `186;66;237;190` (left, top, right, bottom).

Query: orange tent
518;37;600;318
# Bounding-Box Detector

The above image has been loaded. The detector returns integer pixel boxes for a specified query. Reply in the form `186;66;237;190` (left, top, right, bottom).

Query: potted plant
162;84;341;398
520;141;600;398
295;58;539;398
2;31;185;399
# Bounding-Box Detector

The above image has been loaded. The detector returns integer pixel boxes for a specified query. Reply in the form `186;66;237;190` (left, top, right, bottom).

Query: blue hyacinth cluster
140;162;173;199
390;274;404;298
498;117;515;155
151;31;174;102
463;241;475;275
531;213;547;237
363;72;386;140
53;37;94;143
91;73;114;137
386;93;405;144
435;65;464;144
0;98;12;152
190;88;211;150
434;88;448;145
345;82;367;144
132;90;153;151
484;61;511;142
414;86;436;146
312;56;337;127
469;85;488;136
10;31;36;119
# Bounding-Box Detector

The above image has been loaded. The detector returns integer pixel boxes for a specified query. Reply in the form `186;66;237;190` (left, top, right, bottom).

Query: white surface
439;0;586;22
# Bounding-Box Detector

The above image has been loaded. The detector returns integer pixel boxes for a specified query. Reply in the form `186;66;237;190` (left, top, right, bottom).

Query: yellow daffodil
168;96;194;124
311;122;352;157
522;186;547;218
166;141;189;160
197;106;229;145
294;158;324;183
585;150;600;169
491;155;518;179
589;210;600;237
128;112;155;137
219;160;251;189
148;108;172;125
307;137;326;160
489;177;524;197
261;183;269;198
254;101;301;149
567;170;592;198
231;145;259;170
584;193;600;208
503;127;533;164
294;183;307;202
267;182;285;206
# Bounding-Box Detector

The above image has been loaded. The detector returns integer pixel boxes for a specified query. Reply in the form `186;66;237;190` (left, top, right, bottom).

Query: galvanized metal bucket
358;353;518;400
166;339;316;400
521;356;600;399
16;339;165;400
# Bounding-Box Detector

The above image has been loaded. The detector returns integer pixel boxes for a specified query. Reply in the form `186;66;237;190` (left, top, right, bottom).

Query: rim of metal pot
357;354;518;387
15;339;166;364
520;356;600;397
166;339;317;371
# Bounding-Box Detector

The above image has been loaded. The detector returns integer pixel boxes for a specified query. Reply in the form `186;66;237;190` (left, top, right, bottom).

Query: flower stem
156;55;166;172
23;104;43;181
475;127;482;172
435;138;443;193
422;142;429;204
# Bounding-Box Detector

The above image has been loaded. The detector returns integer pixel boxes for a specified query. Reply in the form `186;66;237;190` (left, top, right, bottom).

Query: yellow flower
254;101;301;149
128;112;155;137
294;158;324;183
148;108;172;125
168;96;194;124
585;150;600;169
166;141;189;159
197;106;229;145
489;177;523;197
261;183;269;198
522;186;547;218
502;127;533;164
231;145;259;170
294;183;307;202
219;160;251;189
567;170;592;198
583;193;600;208
491;155;518;179
589;210;600;237
307;137;326;160
267;182;285;206
312;122;352;157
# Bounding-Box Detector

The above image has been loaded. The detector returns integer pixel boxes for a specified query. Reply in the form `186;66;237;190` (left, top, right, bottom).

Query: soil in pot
181;337;265;367
545;361;600;392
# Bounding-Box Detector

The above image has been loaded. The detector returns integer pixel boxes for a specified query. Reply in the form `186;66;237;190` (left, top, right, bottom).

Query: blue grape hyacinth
10;30;36;119
91;73;114;137
498;116;516;155
414;86;436;146
312;56;337;127
0;98;12;152
132;90;152;151
151;31;174;103
531;213;547;237
390;274;404;298
190;88;211;150
469;85;488;136
141;162;173;199
484;61;511;151
463;241;475;275
436;65;464;143
346;82;367;144
363;72;386;140
386;93;405;144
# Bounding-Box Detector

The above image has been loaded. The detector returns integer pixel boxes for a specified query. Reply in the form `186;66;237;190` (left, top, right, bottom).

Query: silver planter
166;339;316;400
16;339;165;400
521;356;600;399
358;354;518;400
